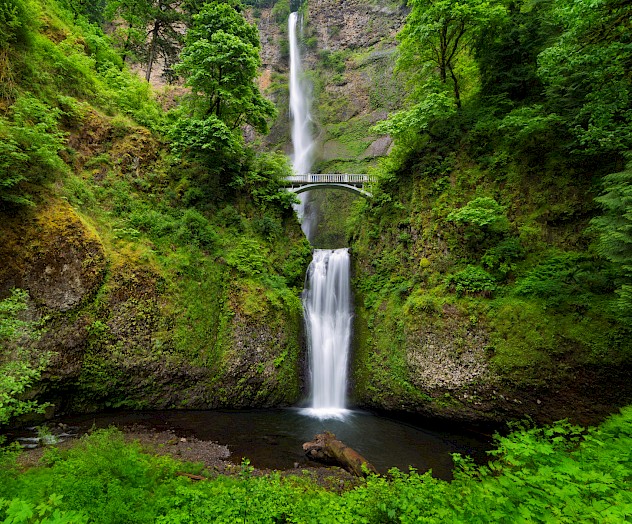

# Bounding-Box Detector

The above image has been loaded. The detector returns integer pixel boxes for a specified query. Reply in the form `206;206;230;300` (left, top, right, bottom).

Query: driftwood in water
303;431;378;477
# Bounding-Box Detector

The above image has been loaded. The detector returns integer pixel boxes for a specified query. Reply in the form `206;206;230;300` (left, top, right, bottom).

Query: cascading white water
289;12;313;176
288;12;315;240
302;249;351;418
289;11;351;419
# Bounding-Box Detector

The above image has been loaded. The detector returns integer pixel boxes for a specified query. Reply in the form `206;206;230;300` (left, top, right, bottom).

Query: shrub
511;251;611;309
176;208;219;250
446;197;510;253
446;265;496;297
225;238;268;275
99;64;163;129
1;410;631;523
591;164;632;322
481;237;525;277
239;152;296;210
254;215;283;241
320;50;346;73
404;291;442;314
0;95;67;207
271;0;290;23
0;289;49;426
128;208;177;237
0;0;32;49
446;196;509;231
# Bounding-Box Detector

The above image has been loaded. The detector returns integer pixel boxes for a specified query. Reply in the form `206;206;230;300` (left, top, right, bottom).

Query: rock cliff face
306;0;406;171
305;0;404;52
353;294;632;426
0;196;305;415
255;0;406;170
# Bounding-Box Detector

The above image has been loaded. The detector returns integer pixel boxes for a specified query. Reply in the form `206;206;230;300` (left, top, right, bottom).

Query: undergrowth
1;406;630;522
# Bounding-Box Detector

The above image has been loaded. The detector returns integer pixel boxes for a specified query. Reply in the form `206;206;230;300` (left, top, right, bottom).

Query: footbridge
284;174;376;198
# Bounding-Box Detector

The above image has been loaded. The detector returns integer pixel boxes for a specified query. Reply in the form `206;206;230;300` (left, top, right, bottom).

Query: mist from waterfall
302;249;351;419
288;12;315;240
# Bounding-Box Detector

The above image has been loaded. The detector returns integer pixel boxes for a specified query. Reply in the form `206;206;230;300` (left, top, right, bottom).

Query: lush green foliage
396;0;505;108
538;0;632;157
0;289;49;426
446;196;509;252
352;0;632;398
0;0;167;208
0;95;67;207
372;90;456;148
0;0;309;411
446;265;496;297
1;407;631;522
385;0;630;166
0;0;32;50
591;164;632;322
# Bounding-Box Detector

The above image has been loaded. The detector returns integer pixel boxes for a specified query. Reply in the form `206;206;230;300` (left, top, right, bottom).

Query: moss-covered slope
348;144;632;426
0;0;312;416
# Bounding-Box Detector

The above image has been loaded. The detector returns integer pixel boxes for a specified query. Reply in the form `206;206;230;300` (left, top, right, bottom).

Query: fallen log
176;472;207;481
303;431;378;477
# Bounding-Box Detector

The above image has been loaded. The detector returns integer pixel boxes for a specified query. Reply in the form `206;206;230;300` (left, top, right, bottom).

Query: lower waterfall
302;248;352;419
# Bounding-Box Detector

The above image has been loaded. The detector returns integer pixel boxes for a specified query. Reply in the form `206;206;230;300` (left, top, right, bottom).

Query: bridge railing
285;174;376;185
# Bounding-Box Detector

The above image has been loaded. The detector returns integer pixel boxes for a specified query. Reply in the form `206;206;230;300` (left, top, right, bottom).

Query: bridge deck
285;174;375;186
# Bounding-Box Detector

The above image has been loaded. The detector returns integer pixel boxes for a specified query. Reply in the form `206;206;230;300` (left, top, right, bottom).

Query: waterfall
288;11;315;240
302;249;351;418
289;11;351;419
289;12;313;177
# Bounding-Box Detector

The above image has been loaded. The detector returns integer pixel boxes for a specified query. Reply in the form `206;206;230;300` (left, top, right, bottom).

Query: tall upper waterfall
302;249;351;418
288;12;315;240
288;12;313;177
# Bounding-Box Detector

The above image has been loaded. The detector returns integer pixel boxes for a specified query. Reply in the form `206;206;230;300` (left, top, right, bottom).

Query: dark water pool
12;409;492;479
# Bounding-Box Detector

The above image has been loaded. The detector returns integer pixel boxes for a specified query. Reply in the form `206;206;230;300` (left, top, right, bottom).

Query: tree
106;0;185;80
170;0;276;171
175;0;275;131
475;0;555;107
591;164;632;322
397;0;505;108
143;0;183;81
106;0;151;64
375;0;505;149
538;0;632;159
63;0;107;24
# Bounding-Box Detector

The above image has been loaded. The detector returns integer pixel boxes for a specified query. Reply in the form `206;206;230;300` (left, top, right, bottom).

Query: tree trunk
146;21;160;82
303;432;378;477
448;64;461;109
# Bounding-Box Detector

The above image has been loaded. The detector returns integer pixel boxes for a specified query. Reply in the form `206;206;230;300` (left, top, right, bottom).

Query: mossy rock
0;197;106;311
